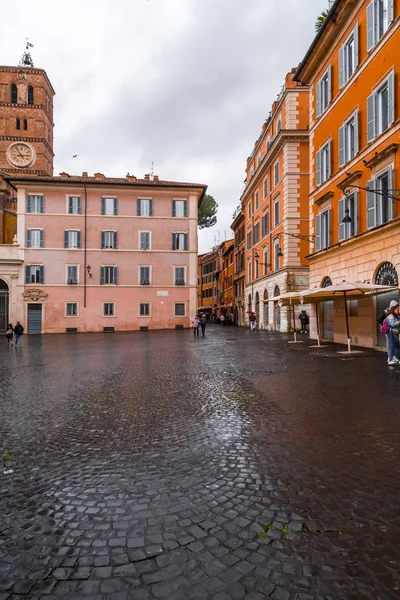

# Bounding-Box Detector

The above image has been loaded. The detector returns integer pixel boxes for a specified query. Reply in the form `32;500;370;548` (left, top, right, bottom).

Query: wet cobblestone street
1;326;400;600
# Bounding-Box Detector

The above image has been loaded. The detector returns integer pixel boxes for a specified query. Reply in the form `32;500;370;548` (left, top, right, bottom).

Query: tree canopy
198;194;218;229
315;10;328;32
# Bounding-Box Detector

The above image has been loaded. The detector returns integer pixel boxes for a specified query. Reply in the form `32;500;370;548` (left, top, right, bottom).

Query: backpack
380;318;390;335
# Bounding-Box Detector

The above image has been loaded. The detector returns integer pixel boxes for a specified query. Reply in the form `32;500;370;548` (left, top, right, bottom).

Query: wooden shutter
77;231;81;249
353;191;359;235
39;266;44;284
183;200;188;217
172;200;176;217
149;199;153;216
327;142;331;179
338;199;346;241
327;65;332;105
172;233;176;250
27;195;32;213
64;230;69;248
25;266;30;284
388;0;394;23
367;93;375;142
137;199;141;216
101;197;105;215
387;167;394;221
114;231;118;249
26;230;31;248
68;196;73;214
367;179;376;228
40;195;44;213
264;178;268;197
326;209;331;248
101;231;105;249
354;110;359;155
113;198;118;216
100;267;105;285
367;1;375;51
353;24;359;69
316;81;322;117
316;150;322;186
77;197;81;214
113;267;118;285
388;72;395;126
40;230;44;248
184;234;188;251
315;214;321;251
339;125;345;167
339;46;345;89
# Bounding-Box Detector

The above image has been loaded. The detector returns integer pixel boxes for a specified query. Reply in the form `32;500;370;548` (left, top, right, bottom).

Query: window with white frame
67;265;78;285
255;190;259;209
274;196;280;227
316;66;332;117
174;303;185;316
68;196;81;215
316;141;331;186
339;110;359;167
101;231;117;249
25;265;44;284
274;241;281;271
103;302;115;317
172;233;188;250
367;167;394;228
27;194;44;213
140;303;150;317
339;25;359;88
248;201;252;218
316;208;331;251
262;211;269;237
367;0;394;51
172;200;187;217
64;230;81;249
263;177;268;198
253;222;260;244
338;192;358;241
367;72;395;142
101;197;117;215
26;229;44;248
247;229;252;250
277;114;282;132
100;266;118;285
66;302;78;317
175;267;185;285
274;161;280;186
139;231;151;250
257;152;262;165
137;198;153;216
139;266;151;285
263;249;268;275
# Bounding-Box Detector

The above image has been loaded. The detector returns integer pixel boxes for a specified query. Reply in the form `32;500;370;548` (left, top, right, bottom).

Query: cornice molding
0;102;54;124
364;143;399;169
337;170;362;190
0;136;54;156
0;66;56;95
314;190;334;205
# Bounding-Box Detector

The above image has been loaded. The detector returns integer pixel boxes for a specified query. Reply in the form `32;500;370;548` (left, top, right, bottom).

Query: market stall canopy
299;282;398;303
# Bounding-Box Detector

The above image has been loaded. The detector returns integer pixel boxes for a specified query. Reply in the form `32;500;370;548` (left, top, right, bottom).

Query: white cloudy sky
1;0;327;253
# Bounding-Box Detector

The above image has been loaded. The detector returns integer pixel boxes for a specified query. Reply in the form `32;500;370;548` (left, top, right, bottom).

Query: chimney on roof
144;173;150;181
126;173;137;182
82;171;88;177
94;172;105;181
59;172;70;179
153;175;159;182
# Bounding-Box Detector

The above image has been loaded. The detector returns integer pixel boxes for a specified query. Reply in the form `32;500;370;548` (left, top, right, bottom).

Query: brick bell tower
0;43;55;176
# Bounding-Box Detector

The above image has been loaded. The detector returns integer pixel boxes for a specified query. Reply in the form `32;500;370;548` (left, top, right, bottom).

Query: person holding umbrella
248;311;256;331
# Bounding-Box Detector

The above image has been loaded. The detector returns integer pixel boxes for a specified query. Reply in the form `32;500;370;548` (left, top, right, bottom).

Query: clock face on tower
6;142;36;168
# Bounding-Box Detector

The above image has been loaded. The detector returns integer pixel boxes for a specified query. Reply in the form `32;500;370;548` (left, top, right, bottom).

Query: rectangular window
248;261;252;283
255;260;259;279
255;191;259;209
172;200;188;217
316;65;332;117
262;211;269;237
263;249;268;275
339;25;359;88
367;72;395;142
338;192;358;241
101;197;118;215
140;266;151;285
100;266;118;285
274;242;280;271
68;196;81;215
25;265;44;284
247;230;252;250
26;229;44;248
137;198;153;216
67;265;78;285
367;0;394;51
139;231;151;250
339;110;359;166
367;167;394;228
316;141;331;186
263;177;268;198
175;267;185;285
274;161;280;186
66;302;78;317
101;231;117;249
349;299;358;317
316;208;331;251
140;303;150;316
103;302;115;316
64;230;81;249
248;201;252;218
26;194;44;213
175;303;185;316
172;233;188;250
274;196;280;227
253;222;260;244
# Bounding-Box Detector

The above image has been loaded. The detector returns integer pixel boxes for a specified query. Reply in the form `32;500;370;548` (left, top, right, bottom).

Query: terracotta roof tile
6;173;207;189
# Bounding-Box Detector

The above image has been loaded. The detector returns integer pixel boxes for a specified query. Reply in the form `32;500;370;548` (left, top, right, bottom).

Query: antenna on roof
20;38;34;67
150;161;154;181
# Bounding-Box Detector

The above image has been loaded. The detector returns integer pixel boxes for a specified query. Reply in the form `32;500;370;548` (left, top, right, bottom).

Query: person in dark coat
299;310;309;333
6;323;14;346
14;321;24;347
200;314;207;337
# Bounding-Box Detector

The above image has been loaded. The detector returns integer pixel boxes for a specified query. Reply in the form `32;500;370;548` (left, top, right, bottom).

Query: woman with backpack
386;300;400;365
5;323;14;346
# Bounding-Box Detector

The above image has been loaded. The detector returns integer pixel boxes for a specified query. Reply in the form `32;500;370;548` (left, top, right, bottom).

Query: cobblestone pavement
1;326;400;600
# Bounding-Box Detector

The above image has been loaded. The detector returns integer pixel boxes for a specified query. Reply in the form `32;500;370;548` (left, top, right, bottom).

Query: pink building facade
9;173;206;333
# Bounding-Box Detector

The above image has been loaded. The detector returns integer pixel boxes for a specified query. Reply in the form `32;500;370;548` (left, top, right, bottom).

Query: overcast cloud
1;0;327;252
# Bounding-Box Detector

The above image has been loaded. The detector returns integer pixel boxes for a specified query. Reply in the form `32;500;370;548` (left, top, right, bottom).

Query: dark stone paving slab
0;326;400;599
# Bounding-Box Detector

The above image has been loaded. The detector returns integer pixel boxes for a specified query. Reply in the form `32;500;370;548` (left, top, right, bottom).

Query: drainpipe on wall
83;183;88;308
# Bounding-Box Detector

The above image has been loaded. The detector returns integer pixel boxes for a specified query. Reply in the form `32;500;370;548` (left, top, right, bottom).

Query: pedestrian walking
220;314;225;326
5;323;14;346
13;321;24;347
299;310;309;333
200;313;207;337
193;315;200;337
386;301;400;365
378;305;390;358
249;312;256;331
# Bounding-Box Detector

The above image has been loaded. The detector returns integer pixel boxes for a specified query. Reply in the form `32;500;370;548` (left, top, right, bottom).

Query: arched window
321;277;332;288
27;85;34;105
375;262;398;286
16;118;21;130
274;285;280;297
23;119;28;130
11;83;17;104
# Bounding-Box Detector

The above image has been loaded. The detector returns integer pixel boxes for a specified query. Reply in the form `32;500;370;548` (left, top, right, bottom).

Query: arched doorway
0;279;9;334
255;292;260;328
274;285;281;331
320;276;334;340
375;262;399;346
264;290;269;330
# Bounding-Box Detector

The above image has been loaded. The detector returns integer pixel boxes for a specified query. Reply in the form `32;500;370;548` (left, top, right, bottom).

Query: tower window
16;118;21;130
27;85;34;105
23;119;28;130
11;83;17;104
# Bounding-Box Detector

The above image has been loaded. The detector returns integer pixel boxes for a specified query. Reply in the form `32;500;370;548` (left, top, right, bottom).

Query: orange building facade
198;250;217;316
294;0;400;348
221;240;234;318
240;70;310;331
231;210;245;325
